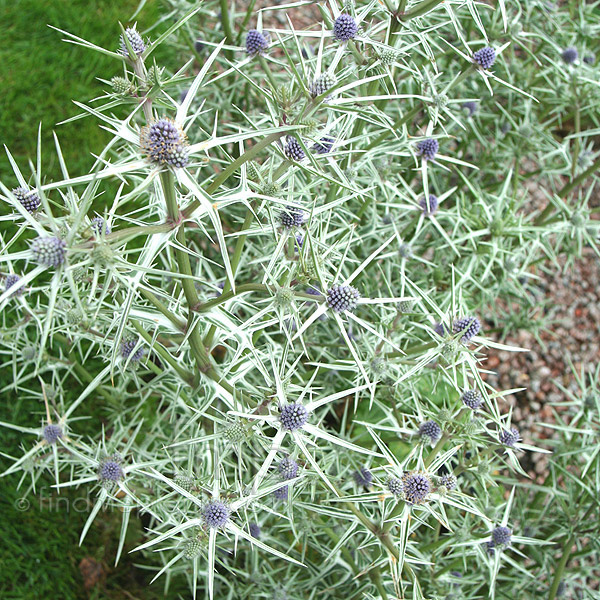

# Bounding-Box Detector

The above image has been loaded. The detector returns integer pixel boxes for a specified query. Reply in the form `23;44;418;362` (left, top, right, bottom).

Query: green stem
401;0;445;20
218;0;235;59
182;132;286;219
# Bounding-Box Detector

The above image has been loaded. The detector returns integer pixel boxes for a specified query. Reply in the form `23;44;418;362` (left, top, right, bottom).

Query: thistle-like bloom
43;424;63;444
462;101;478;117
31;236;67;268
203;501;230;528
91;216;111;235
280;403;309;431
387;477;403;496
492;525;512;547
439;473;457;491
453;316;481;342
284;136;305;161
174;475;194;492
402;472;431;505
417;138;439;161
312;136;334;155
246;29;270;55
120;27;146;58
249;523;261;538
5;274;23;297
120;338;145;362
12;186;41;213
419;420;442;443
279;206;306;229
419;194;438;216
183;539;202;558
485;540;496;556
278;457;299;480
583;53;595;65
140;119;189;168
353;467;373;487
274;485;289;500
462;389;483;411
99;456;124;482
326;284;360;313
561;47;578;64
473;46;496;69
499;427;521;447
399;243;412;259
309;73;335;98
333;14;358;41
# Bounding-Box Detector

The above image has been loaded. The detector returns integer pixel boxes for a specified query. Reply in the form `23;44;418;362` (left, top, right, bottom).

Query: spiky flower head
225;421;247;442
402;471;432;505
416;138;439;161
353;467;373;487
309;73;336;99
452;316;481;342
419;194;439;216
5;274;23;298
249;523;261;538
111;76;133;95
492;525;512;547
312;136;334;155
499;427;521;447
203;501;230;528
12;186;41;213
43;424;63;444
439;473;457;491
379;49;398;65
183;539;203;558
280;403;309;431
140;119;189;168
333;14;358;41
473;46;496;69
246;161;260;181
399;243;412;259
146;65;164;87
174;475;194;492
326;284;360;313
119;27;146;58
485;540;496;556
274;485;289;500
387;477;403;496
120;337;145;362
92;244;114;266
462;101;478;117
462;389;483;410
284;136;305;161
583;53;595;65
278;457;299;480
31;236;67;268
561;47;578;64
99;456;124;482
280;206;306;229
91;216;111;236
246;29;270;56
419;420;442;443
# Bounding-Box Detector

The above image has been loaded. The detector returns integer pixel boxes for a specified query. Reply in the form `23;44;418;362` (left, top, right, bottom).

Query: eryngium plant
1;1;599;598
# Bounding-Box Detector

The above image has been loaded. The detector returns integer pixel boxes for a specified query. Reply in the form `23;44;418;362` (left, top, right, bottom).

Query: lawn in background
0;1;189;597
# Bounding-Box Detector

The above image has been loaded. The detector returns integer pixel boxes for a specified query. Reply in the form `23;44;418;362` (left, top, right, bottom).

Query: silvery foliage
1;0;600;598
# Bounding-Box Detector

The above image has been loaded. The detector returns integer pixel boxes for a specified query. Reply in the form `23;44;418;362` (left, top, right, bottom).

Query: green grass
0;0;164;183
0;1;192;597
